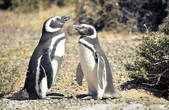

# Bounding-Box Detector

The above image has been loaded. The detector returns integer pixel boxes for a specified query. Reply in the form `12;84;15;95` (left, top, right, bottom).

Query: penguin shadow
46;93;64;99
7;90;65;100
120;80;165;99
76;94;108;100
76;94;93;100
7;90;30;101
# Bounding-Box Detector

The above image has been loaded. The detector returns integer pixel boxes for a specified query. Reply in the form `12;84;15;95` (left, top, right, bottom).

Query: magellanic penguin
23;15;71;99
73;24;121;99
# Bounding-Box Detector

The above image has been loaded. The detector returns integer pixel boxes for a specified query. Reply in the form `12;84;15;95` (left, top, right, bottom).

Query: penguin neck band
79;39;96;55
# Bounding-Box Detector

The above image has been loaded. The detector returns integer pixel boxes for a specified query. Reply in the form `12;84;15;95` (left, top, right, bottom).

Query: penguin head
73;24;97;39
44;15;71;33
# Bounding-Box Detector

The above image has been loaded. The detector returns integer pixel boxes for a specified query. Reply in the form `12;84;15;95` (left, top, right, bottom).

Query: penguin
23;15;71;99
73;24;121;99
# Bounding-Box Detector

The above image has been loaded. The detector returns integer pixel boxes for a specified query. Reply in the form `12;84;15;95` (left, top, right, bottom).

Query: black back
23;24;65;99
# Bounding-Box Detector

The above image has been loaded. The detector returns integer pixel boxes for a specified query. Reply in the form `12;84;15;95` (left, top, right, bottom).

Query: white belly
53;39;65;57
51;39;65;81
79;44;98;93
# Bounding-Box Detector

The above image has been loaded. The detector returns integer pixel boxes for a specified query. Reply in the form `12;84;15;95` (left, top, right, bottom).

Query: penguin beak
73;25;88;36
61;15;71;22
73;25;83;31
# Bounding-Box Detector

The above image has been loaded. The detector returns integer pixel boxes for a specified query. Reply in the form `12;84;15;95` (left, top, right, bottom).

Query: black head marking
87;27;94;35
74;25;94;36
50;18;63;28
44;15;71;33
73;24;97;39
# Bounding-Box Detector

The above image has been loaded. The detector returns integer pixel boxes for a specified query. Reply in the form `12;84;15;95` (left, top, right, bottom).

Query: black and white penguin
73;24;121;99
23;15;70;99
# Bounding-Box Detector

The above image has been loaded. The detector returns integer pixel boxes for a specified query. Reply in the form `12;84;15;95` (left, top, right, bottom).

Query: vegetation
125;31;169;94
0;0;74;12
0;0;168;33
159;4;169;35
74;0;121;31
75;0;168;32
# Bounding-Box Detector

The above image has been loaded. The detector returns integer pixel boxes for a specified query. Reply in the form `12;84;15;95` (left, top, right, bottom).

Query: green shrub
125;32;169;90
57;0;75;6
75;0;168;32
75;0;121;31
0;55;21;98
0;0;11;9
160;5;169;35
0;0;75;12
10;0;39;12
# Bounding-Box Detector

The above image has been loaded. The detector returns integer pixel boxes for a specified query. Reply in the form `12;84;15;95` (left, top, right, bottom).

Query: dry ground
0;5;169;110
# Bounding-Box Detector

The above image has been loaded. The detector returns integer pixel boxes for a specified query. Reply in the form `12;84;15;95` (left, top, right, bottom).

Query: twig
143;68;169;86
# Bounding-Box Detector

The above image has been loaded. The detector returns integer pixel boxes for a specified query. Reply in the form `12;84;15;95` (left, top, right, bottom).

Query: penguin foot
41;97;51;100
103;92;121;99
47;95;64;99
76;94;93;100
47;93;64;99
82;95;93;100
110;92;121;99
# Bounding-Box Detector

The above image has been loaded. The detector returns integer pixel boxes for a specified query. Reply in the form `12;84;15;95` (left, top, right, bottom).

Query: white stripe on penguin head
81;24;97;39
45;16;61;33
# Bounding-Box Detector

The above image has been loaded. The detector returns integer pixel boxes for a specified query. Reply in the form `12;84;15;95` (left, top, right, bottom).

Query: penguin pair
23;15;120;100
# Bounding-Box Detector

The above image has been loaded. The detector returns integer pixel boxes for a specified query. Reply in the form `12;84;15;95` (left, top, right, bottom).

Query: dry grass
0;44;34;98
0;4;140;39
1;5;75;30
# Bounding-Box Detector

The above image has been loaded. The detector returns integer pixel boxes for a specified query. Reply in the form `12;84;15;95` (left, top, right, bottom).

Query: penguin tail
8;88;29;100
21;84;27;91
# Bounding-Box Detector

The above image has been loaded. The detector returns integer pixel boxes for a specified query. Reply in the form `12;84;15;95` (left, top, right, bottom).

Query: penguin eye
53;18;58;22
82;26;88;30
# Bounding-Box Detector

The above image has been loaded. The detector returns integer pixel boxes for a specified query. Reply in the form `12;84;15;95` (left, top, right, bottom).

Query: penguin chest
79;45;96;73
79;45;98;91
52;39;66;57
50;38;65;80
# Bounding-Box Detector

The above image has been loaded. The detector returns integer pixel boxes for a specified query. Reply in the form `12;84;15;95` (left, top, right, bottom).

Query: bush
0;0;11;9
11;0;39;12
0;0;48;12
119;0;168;32
125;31;169;91
57;0;75;6
159;4;169;35
75;0;168;32
75;0;122;31
0;0;74;12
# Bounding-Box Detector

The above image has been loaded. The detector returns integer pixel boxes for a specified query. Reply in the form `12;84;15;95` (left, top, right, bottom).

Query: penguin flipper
97;53;107;90
76;63;84;86
40;51;53;89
